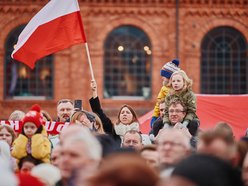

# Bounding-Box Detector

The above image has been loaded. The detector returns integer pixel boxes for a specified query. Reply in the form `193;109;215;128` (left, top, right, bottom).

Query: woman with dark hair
18;155;42;173
89;80;142;146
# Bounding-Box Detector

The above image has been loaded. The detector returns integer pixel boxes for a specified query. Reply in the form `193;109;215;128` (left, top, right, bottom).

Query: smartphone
74;99;82;111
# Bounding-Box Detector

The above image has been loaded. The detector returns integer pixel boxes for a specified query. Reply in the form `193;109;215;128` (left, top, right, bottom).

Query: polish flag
11;0;86;69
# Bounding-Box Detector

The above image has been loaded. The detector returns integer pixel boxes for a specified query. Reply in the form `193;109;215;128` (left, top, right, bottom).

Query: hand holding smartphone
74;99;82;111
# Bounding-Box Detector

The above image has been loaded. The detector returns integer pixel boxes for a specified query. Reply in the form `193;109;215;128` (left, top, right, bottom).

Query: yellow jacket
11;134;28;160
152;85;170;118
11;126;51;163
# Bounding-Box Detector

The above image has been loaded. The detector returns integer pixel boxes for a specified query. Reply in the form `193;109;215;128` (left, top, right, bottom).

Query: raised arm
91;80;98;99
89;80;114;134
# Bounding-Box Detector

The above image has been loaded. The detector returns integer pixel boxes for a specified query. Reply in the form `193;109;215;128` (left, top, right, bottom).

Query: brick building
0;0;247;119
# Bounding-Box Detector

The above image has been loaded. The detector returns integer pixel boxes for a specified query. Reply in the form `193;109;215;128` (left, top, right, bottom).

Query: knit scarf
114;122;140;139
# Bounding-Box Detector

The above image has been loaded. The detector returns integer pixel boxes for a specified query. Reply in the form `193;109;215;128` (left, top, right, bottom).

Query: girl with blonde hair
163;70;199;130
0;125;16;147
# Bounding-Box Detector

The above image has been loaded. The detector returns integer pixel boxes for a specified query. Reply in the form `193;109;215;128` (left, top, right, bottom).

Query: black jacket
151;118;164;137
89;97;121;145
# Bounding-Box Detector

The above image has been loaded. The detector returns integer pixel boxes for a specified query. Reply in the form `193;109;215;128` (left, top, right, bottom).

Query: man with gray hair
156;128;191;178
56;125;102;186
122;130;143;150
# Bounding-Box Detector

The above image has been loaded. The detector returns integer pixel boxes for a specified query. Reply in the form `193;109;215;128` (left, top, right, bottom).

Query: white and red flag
11;0;86;69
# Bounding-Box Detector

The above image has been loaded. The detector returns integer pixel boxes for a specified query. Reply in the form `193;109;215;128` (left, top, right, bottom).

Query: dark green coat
163;90;199;124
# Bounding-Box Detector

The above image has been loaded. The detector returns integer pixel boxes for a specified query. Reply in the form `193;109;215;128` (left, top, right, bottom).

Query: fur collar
114;122;140;137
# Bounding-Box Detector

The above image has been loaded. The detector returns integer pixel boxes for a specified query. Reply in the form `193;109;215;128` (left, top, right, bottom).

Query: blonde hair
8;110;25;121
92;113;105;134
168;70;193;94
71;111;88;124
0;125;16;145
71;111;105;134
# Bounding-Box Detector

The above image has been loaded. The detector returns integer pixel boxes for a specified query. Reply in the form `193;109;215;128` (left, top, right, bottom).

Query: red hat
16;173;45;186
22;104;43;128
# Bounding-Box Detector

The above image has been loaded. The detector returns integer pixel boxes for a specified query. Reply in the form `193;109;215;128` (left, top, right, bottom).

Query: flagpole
84;42;95;80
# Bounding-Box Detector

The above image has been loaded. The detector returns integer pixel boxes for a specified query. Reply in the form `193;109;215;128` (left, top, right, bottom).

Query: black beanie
172;154;244;186
96;134;119;157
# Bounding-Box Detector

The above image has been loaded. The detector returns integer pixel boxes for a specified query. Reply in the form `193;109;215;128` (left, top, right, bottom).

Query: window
201;26;247;94
104;25;152;99
4;25;54;99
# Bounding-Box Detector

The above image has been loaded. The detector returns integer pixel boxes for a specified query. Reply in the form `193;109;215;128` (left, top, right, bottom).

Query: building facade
0;0;247;119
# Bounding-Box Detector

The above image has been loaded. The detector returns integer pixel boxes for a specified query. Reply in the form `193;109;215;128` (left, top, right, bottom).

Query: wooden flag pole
85;42;95;80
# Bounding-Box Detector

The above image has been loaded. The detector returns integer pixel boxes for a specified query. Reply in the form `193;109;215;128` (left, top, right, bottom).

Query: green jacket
163;90;198;124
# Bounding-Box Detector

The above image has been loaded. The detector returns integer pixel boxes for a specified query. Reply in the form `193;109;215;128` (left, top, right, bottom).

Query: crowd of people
0;59;248;186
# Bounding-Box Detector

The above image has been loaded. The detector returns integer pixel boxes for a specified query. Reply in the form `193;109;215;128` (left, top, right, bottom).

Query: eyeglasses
57;99;73;106
168;109;185;114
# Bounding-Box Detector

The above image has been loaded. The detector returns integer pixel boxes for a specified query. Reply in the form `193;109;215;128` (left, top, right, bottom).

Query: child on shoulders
163;70;199;129
150;59;180;127
12;104;51;163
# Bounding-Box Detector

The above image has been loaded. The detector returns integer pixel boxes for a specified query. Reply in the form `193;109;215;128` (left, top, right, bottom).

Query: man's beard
60;114;70;121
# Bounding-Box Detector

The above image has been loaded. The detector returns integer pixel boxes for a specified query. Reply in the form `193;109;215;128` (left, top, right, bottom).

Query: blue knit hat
160;59;180;78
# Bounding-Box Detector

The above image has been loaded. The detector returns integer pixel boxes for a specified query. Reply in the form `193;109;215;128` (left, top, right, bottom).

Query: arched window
201;26;247;94
4;25;54;99
104;25;152;99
